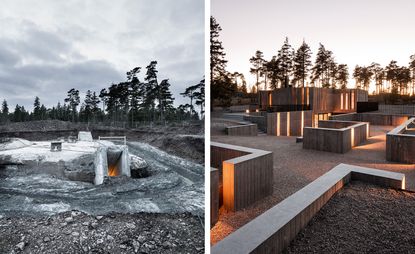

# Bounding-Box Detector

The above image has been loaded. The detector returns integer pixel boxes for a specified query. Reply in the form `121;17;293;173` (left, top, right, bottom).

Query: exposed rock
63;154;95;183
16;241;25;251
130;154;149;178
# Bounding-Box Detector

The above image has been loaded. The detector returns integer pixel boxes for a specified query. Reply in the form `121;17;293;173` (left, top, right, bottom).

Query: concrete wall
243;115;267;132
267;111;313;136
211;142;273;212
303;121;369;153
330;112;409;126
226;124;258;136
379;104;415;115
386;118;415;164
211;168;219;228
211;164;405;254
258;88;367;114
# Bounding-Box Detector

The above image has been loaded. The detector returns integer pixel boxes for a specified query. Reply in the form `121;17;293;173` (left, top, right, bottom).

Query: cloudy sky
0;0;204;111
212;0;415;92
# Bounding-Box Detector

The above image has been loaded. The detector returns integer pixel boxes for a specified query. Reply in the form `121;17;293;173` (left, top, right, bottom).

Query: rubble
0;211;204;253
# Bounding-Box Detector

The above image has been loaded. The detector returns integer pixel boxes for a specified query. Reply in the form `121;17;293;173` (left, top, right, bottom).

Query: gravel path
0;211;204;253
287;181;415;253
211;124;415;244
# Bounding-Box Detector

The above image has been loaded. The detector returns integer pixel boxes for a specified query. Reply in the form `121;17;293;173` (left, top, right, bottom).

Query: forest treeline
211;16;415;104
0;61;204;126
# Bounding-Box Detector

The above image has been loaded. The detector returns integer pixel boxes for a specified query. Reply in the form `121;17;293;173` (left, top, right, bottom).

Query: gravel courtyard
211;124;415;244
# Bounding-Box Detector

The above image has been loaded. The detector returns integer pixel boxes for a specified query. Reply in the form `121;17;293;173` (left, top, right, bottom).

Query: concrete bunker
94;145;131;185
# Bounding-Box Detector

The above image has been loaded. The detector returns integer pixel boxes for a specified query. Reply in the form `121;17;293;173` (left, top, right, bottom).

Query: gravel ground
286;181;415;253
0;211;204;254
211;122;415;244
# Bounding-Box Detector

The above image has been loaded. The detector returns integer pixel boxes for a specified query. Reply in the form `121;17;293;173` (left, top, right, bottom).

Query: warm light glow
351;127;355;147
108;165;118;176
366;123;370;139
255;109;259;112
246;109;249;113
268;93;272;106
340;93;344;110
287;112;290;136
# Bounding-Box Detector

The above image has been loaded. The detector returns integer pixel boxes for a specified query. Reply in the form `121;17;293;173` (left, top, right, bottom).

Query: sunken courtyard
211;87;415;253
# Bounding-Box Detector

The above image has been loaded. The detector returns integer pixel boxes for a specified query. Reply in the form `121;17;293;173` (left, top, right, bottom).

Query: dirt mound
140;134;204;164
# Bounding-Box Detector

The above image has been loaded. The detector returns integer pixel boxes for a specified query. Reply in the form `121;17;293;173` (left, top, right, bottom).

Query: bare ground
211;124;415;244
0;211;204;254
286;181;415;253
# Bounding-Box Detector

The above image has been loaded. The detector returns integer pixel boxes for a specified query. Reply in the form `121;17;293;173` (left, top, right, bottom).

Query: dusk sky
0;0;204;111
212;0;415;92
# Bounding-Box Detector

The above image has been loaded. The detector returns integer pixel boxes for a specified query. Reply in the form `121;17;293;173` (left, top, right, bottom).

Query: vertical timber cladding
210;168;219;228
267;111;313;136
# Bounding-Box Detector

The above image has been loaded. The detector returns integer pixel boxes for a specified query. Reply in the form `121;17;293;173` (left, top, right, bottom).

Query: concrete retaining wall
379;104;415;115
211;164;405;254
386;118;415;163
244;115;267;132
211;142;273;212
267;111;313;136
303;120;369;153
226;124;258;136
330;112;409;126
211;168;219;228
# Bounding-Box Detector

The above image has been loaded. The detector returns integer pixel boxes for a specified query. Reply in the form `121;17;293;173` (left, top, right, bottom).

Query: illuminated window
268;93;272;106
340;93;344;110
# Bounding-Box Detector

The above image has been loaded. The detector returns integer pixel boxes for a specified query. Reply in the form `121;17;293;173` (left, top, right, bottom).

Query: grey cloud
0;0;204;110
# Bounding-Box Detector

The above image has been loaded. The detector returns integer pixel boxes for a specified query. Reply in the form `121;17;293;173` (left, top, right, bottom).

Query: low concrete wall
211;168;219;228
379;104;415;115
386;118;415;164
244;115;267;132
267;111;313;136
211;142;273;212
303;120;369;153
211;164;405;254
330;112;409;126
226;124;258;136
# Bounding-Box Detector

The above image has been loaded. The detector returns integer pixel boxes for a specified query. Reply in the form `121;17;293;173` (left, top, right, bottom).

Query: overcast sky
0;0;204;111
212;0;415;92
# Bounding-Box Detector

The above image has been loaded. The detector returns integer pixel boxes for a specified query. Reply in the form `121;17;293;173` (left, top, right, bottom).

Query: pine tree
336;64;349;89
409;55;415;95
144;61;159;121
370;63;384;94
1;100;9;122
210;16;227;82
158;79;175;121
64;88;80;122
33;96;41;120
250;50;265;92
293;40;312;87
194;78;205;118
266;56;281;90
312;43;336;88
277;37;294;88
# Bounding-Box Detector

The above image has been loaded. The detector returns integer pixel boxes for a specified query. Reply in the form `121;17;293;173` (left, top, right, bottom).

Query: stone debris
0;211;204;253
